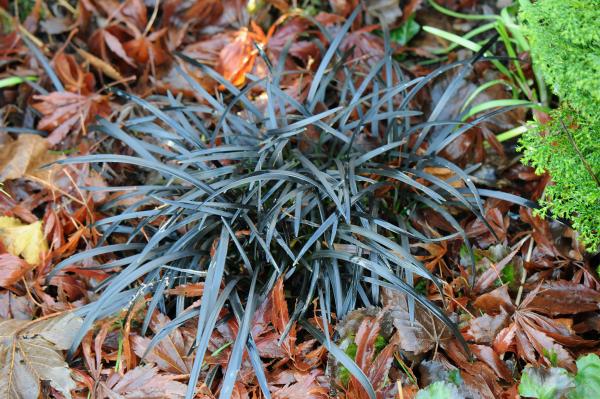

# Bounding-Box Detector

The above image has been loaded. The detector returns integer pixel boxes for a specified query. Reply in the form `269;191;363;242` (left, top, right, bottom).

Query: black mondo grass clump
52;12;534;399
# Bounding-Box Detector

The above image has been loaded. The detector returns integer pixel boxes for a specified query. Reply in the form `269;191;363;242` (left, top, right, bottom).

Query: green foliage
518;0;600;249
519;107;600;249
339;341;357;386
390;14;421;46
415;381;462;399
518;354;600;399
518;0;600;118
373;335;387;354
519;367;574;399
569;354;600;399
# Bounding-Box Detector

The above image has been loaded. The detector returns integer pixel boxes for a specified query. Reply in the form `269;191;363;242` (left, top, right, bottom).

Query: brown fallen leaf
382;288;453;359
470;344;512;381
0;291;34;320
33;91;111;145
99;364;187;399
271;370;329;399
0;253;30;288
0;312;83;399
132;313;194;374
123;28;170;67
525;280;600;316
89;25;136;68
217;24;266;86
0;134;60;182
473;284;515;315
464;309;510;345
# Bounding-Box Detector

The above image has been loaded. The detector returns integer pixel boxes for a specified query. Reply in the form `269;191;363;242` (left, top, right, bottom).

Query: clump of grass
52;10;532;398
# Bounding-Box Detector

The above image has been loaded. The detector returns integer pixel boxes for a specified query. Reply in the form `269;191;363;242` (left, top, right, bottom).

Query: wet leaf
525;281;600;316
470;344;511;381
0;216;48;265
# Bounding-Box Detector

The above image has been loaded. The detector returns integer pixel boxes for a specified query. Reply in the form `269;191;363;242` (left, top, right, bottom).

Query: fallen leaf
100;364;187;398
470;344;512;381
473;285;515;315
0;134;60;182
123;29;170;67
0;292;34;320
271;370;329;399
382;289;453;358
33;91;111;145
0;313;83;399
217;26;264;86
53;53;96;94
464;309;510;345
0;253;30;288
132;313;194;374
525;281;600;316
0;216;48;265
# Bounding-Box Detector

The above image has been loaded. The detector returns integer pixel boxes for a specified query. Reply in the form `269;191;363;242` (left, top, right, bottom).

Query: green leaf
415;381;462;399
390;14;420;46
569;354;600;399
0;76;37;89
519;367;574;399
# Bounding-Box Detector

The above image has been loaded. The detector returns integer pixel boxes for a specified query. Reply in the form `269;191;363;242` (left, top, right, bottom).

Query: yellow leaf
0;216;48;265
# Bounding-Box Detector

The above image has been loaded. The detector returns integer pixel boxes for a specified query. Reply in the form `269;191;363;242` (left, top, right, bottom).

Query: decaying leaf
33;91;111;145
0;253;30;288
0;216;48;265
525;281;600;316
382;288;453;358
271;370;329;399
464;309;509;345
0;313;83;399
132;313;194;374
99;364;187;398
0;134;60;182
